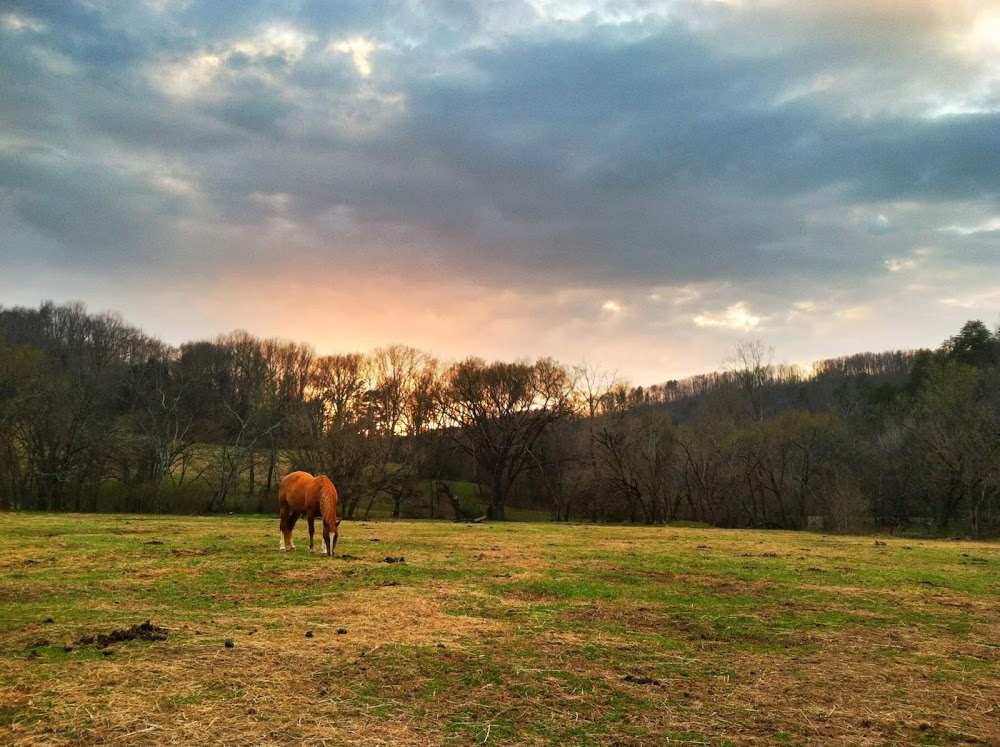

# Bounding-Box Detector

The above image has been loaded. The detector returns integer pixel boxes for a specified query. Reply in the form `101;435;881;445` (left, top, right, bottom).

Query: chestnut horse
278;471;341;555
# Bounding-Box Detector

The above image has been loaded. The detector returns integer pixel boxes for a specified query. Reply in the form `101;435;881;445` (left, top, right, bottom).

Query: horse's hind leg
307;516;316;552
279;503;290;550
280;508;299;551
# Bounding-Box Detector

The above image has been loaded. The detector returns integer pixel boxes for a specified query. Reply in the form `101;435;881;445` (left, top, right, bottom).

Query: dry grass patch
5;646;455;746
217;584;505;649
718;648;999;745
530;604;1000;745
1;587;505;746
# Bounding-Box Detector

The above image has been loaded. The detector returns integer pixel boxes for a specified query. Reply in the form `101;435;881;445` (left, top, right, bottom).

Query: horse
278;471;341;555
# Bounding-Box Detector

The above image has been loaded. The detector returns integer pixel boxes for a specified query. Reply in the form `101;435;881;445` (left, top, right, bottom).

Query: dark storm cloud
392;20;999;284
1;0;998;300
198;82;300;137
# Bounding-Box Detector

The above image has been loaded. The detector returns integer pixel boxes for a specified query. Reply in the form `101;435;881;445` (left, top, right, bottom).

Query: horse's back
279;471;314;512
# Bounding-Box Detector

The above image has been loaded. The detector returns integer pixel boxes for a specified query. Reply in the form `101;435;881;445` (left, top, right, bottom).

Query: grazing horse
278;471;341;555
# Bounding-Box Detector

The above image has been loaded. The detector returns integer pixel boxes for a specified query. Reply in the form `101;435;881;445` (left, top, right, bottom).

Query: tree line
1;300;998;537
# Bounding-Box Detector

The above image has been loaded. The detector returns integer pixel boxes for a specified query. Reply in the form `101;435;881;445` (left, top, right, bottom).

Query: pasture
1;515;998;746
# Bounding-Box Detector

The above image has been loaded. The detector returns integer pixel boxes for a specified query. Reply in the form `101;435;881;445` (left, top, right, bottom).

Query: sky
1;0;999;385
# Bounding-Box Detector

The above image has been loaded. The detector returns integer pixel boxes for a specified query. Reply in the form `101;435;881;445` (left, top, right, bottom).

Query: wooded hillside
2;300;998;537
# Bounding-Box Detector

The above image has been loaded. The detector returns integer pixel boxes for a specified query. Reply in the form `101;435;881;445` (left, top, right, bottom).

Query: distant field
1;515;998;746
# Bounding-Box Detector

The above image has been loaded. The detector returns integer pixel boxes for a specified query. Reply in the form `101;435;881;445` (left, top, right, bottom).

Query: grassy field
1;515;998;746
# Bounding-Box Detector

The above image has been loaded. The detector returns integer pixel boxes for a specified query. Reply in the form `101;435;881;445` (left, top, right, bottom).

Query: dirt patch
801;583;1000;617
569;601;673;632
623;674;661;686
503;588;560;602
131;567;171;582
595;568;755;596
274;567;339;584
107;527;155;535
169;548;217;557
76;620;168;649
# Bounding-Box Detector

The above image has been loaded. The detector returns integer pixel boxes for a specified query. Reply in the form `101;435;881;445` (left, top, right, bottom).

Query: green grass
1;515;998;745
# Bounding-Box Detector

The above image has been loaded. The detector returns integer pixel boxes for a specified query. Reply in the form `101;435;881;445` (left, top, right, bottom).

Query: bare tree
724;338;776;422
260;338;316;497
206;402;282;513
595;409;677;523
192;332;287;512
0;340;49;508
909;363;1000;536
564;363;625;521
303;352;399;519
313;353;368;429
119;352;197;510
439;357;573;520
675;423;738;526
733;410;844;529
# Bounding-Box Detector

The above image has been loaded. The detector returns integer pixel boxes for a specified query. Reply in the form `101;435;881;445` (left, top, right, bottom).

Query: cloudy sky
1;1;999;384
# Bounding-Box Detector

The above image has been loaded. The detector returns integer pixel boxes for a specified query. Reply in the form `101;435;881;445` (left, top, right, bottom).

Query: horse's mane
317;476;339;523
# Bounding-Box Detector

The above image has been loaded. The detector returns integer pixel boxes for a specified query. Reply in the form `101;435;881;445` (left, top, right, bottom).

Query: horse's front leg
322;521;338;556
